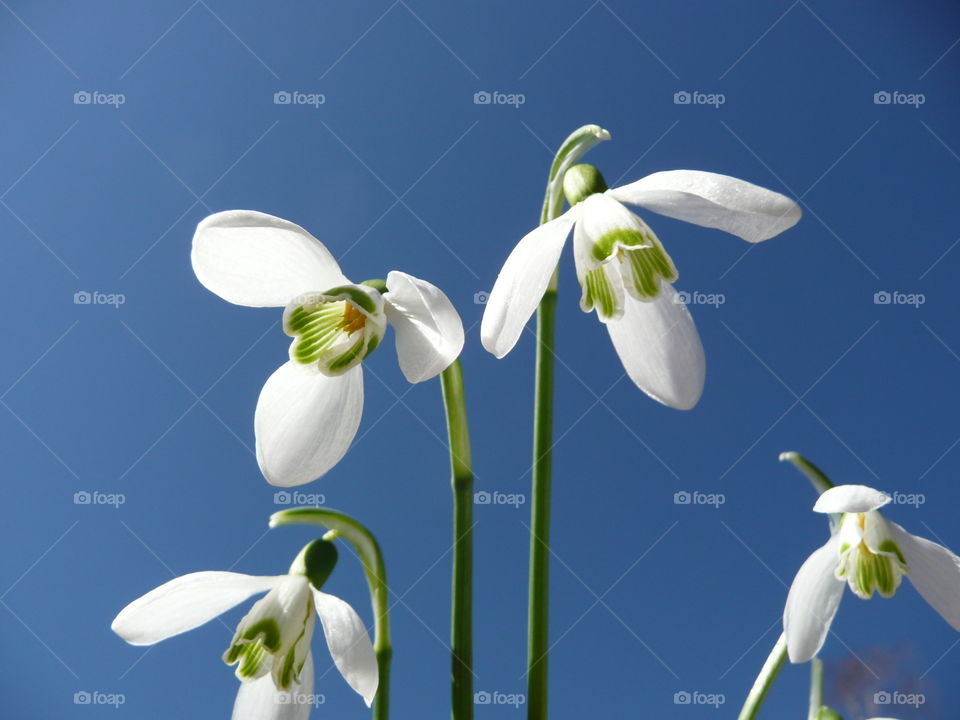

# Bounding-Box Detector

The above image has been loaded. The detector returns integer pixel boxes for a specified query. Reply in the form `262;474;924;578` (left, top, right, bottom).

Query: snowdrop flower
784;484;960;663
192;211;464;486
481;166;800;409
112;540;378;719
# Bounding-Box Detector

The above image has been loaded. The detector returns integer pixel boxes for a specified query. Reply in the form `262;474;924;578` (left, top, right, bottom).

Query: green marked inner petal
591;228;652;262
581;266;620;320
621;243;679;301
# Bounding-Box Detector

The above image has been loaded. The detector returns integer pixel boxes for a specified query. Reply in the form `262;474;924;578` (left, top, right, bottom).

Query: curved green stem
270;508;391;720
440;360;474;720
526;125;610;720
737;632;788;720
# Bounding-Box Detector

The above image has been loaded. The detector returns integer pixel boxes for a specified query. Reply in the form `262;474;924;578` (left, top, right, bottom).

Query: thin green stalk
808;658;823;720
526;124;610;720
737;633;788;720
440;360;474;720
270;508;391;720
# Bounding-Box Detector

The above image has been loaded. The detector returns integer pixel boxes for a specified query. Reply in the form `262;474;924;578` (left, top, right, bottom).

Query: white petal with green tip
255;361;364;487
192;210;348;307
111;572;281;646
383;270;465;383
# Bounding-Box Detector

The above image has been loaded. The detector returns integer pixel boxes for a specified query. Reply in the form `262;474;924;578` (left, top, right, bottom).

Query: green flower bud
563;163;608;207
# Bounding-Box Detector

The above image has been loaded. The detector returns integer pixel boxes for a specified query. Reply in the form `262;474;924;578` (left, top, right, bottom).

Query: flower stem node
562;163;608;206
284;284;387;376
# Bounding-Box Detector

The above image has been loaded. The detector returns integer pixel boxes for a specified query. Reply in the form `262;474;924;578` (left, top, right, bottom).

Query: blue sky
2;1;960;718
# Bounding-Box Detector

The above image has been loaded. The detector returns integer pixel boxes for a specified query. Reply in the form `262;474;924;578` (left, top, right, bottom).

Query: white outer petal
480;212;576;358
383;270;465;383
111;572;280;646
232;652;315;720
192;210;349;307
255;362;364;487
608;170;801;243
887;521;960;630
784;535;846;663
313;589;379;707
605;284;705;409
813;485;891;514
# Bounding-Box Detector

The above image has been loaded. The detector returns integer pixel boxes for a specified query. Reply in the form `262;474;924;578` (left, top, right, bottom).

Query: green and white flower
784;484;960;663
112;540;377;719
480;167;801;409
192;210;465;487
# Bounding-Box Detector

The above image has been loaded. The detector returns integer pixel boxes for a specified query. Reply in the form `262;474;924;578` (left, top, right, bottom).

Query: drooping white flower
192;210;465;487
784;484;960;663
480;167;801;409
112;540;378;719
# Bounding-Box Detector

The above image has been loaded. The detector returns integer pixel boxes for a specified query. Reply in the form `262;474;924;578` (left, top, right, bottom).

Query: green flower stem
737;633;788;720
808;658;824;720
779;451;836;495
440;360;474;720
527;125;610;720
270;508;391;720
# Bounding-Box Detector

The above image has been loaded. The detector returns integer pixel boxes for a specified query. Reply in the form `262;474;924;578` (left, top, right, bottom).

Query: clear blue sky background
2;1;960;718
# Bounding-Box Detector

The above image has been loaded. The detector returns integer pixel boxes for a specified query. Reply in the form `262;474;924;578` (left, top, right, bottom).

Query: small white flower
192;210;465;487
784;484;960;663
112;542;378;719
480;168;801;409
